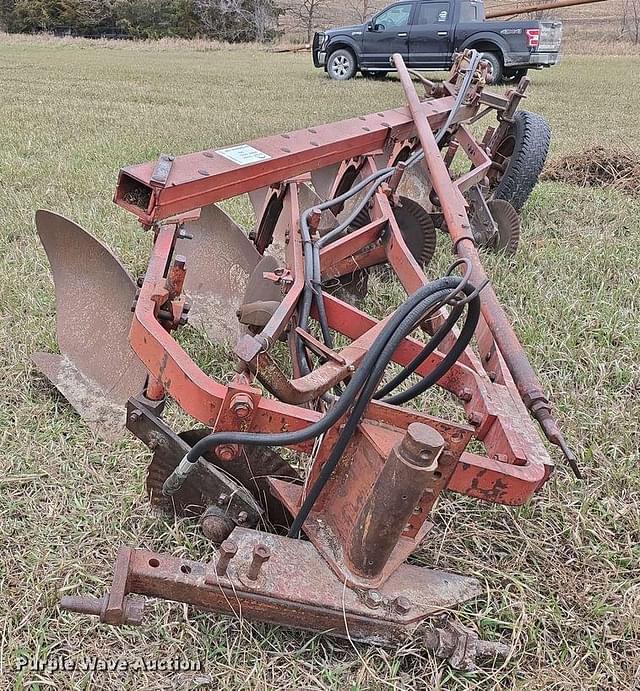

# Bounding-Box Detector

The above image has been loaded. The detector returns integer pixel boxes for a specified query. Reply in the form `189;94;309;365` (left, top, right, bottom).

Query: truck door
361;3;414;69
408;1;453;67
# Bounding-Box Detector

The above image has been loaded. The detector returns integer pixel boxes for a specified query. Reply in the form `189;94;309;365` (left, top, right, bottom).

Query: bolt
215;539;238;576
247;544;271;580
460;387;473;402
401;423;444;470
493;453;508;463
467;411;483;426
237;511;248;524
122;596;145;626
394;596;412;615
230;393;254;420
216;444;239;461
59;594;144;626
129;410;140;424
364;589;383;609
216;493;229;507
60;594;106;617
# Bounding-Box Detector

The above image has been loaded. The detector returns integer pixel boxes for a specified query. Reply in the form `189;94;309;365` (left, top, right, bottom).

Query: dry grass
1;39;640;690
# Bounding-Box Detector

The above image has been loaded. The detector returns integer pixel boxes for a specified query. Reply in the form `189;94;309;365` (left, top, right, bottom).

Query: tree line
0;0;282;41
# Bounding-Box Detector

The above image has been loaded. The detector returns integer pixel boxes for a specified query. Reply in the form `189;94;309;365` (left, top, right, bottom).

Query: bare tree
345;0;373;23
284;0;331;42
195;0;278;42
621;0;640;43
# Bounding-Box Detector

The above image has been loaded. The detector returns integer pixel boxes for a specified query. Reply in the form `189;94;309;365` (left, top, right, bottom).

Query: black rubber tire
490;110;551;211
362;70;388;79
327;48;357;81
482;52;503;85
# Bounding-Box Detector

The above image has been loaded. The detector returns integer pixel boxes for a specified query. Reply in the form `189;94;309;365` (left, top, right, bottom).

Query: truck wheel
362;70;388;79
503;68;528;83
482;52;503;84
489;110;551;211
327;49;357;80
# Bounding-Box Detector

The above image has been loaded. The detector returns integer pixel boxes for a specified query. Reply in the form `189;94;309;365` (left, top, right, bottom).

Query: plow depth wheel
489;110;551;211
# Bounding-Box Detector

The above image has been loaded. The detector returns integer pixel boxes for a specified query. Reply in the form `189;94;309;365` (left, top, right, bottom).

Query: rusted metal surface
62;531;482;643
126;396;261;528
348;423;445;578
393;52;575;474
33;210;146;439
114;98;475;224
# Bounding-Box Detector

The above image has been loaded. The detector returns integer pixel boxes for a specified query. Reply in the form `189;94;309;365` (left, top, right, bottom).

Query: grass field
1;35;639;690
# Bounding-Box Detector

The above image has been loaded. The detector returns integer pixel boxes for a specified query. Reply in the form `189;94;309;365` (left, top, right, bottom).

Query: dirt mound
542;146;640;197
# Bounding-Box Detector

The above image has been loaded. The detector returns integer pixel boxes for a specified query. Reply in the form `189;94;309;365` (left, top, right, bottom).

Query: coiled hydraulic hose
163;276;480;535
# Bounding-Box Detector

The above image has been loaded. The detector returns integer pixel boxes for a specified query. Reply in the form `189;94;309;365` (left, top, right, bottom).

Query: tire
327;49;357;81
489;110;551;211
482;51;503;85
362;70;388;79
503;68;528;83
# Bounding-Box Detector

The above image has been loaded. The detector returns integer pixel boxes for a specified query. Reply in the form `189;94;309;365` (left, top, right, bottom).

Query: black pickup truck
312;0;562;83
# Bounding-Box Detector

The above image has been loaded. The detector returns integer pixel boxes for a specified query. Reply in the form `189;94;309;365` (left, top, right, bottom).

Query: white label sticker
216;144;271;165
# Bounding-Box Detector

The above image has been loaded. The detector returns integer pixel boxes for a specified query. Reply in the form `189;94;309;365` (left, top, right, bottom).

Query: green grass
1;36;639;690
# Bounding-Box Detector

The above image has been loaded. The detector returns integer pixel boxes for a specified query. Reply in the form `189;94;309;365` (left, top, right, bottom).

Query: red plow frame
46;51;575;668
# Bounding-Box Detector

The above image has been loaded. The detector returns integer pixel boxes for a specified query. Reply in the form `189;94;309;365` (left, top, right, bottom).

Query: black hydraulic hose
382;294;480;406
373;302;464;400
287;283;480;537
295;167;395;370
312;244;333;347
163;276;474;497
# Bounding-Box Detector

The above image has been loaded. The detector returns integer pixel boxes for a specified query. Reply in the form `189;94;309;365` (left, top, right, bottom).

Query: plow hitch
38;50;575;667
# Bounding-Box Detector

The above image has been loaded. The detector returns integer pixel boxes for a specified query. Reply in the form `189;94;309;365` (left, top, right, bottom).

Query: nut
230;393;254;420
394;596;412;615
215;444;239;461
363;589;383;609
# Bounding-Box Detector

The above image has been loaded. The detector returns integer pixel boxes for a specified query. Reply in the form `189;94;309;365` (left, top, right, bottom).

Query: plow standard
37;51;577;669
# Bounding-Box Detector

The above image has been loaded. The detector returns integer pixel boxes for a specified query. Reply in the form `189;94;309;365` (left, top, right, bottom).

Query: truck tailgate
539;21;562;51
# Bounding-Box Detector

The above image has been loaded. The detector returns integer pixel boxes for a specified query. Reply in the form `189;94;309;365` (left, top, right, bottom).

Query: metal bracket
150;153;175;187
126;396;262;528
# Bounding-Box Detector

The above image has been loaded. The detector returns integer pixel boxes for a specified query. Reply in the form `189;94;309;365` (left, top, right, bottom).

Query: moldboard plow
37;51;578;669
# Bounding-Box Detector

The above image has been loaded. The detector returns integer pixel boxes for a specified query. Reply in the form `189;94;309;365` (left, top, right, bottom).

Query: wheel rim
487;133;515;190
331;55;350;78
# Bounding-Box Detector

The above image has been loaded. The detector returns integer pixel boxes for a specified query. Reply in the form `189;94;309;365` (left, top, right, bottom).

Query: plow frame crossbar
126;55;554;523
